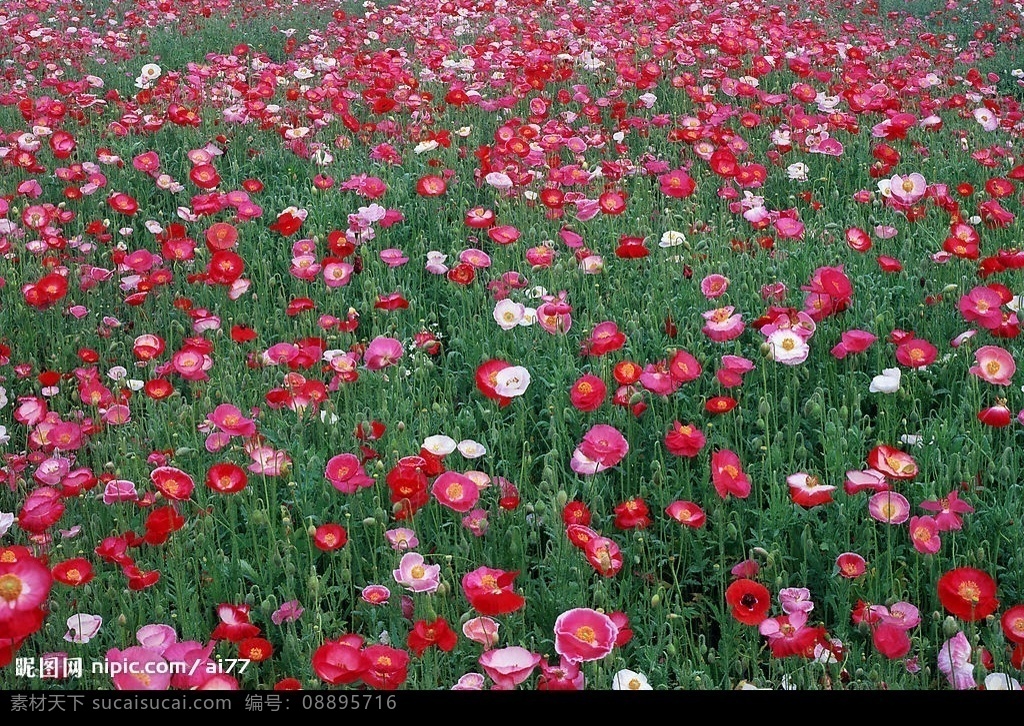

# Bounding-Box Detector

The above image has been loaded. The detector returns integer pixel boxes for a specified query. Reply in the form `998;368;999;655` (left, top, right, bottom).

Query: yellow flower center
575;626;596;643
410;565;425;579
445;483;464;500
958;580;981;604
628;678;643;690
0;574;23;602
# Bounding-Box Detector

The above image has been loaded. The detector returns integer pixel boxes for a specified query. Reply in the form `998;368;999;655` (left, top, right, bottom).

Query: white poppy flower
869;367;902;394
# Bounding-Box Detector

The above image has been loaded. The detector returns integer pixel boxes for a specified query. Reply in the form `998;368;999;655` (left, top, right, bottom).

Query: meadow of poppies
1;0;1023;691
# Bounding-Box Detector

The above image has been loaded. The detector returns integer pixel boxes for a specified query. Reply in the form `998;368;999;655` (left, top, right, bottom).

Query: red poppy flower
706;396;737;414
872;623;911;659
475;359;513;407
461;567;526;616
562;501;592;527
206;462;248;494
416;175;447;197
613;497;651;530
937;567;999;621
569;373;606;412
230;325;257;344
1002;605;1024;644
311;637;366;685
406;617;458;657
612;361;642;385
978;402;1013;428
360;645;409;690
313;524;348;552
725;579;772;625
374;291;409;311
51;557;94;587
142;505;186;546
239;637;274;662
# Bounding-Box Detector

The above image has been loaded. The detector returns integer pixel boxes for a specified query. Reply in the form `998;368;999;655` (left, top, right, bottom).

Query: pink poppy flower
380;248;409;268
431;471;481;513
479;646;541;690
908;515;941;554
919;490;974;531
208;404;257;437
702;306;745;342
271;600;304;624
836;552;867;579
325;453;375;494
571;424;629;475
969;345;1015;385
364;336;403;370
100;478;139;505
452;673;487;690
463;617;501;648
385;528;418;551
360;586;390;606
553;608;619;664
107;647;172;690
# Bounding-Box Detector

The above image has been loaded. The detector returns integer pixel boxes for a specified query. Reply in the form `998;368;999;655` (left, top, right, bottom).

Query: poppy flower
613;498;650;530
582;536;623;577
51;558;94;587
1001;605;1024;644
664;421;706;457
205;462;248;494
313;524;348;552
406;617;458;657
238;637;274;662
665;500;706;529
311;636;366;685
725;579;772;625
937;567;999;621
569;374;606;412
461;566;526;616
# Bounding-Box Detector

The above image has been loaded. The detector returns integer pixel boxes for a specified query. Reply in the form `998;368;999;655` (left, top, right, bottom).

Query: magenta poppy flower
364;336;403;370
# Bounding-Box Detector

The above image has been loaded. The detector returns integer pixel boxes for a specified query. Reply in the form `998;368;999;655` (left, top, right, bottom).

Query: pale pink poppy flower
969;345;1015;385
137;624;177;655
102;479;139;505
778;587;814;615
385;528;418;551
463;617;501;648
102;405;133;426
65;613;102;644
937;631;975;689
479;646;542;689
452;673;487;690
392;552;440;593
765;328;810;365
889;172;927;204
868;491;911;524
364;336;403;370
881;602;921;630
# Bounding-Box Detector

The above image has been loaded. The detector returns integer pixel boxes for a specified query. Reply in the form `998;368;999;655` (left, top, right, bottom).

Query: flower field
1;0;1023;691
